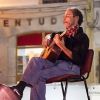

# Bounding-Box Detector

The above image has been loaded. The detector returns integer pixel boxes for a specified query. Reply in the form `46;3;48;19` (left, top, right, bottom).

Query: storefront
0;3;69;84
1;0;99;85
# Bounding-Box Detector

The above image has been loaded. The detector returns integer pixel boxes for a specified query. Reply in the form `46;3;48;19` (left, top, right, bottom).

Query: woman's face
63;9;78;29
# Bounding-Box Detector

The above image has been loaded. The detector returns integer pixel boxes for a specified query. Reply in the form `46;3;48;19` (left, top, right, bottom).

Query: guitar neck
60;30;67;37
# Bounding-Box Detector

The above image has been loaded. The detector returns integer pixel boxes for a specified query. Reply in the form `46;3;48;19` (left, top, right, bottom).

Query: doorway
16;32;46;83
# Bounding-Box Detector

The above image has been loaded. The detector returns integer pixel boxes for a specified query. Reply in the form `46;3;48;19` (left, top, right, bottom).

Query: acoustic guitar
40;26;78;63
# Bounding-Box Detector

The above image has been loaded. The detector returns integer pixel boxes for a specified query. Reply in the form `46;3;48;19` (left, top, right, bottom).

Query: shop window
17;48;43;74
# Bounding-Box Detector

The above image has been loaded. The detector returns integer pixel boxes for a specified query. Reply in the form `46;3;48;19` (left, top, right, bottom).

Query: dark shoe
9;86;23;99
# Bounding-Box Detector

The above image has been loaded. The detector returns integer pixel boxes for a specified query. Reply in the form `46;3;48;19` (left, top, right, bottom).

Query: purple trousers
21;57;80;100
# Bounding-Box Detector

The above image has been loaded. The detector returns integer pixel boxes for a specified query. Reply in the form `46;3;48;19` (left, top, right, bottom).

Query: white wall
94;7;100;47
0;0;38;7
21;84;100;100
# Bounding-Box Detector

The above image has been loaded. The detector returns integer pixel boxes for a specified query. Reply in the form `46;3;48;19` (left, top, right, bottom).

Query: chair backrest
80;49;94;76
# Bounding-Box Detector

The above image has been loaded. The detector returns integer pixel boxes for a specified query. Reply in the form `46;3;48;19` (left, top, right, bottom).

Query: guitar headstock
66;25;79;36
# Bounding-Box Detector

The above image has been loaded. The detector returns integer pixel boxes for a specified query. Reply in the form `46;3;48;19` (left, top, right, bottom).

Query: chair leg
61;80;68;100
84;79;90;100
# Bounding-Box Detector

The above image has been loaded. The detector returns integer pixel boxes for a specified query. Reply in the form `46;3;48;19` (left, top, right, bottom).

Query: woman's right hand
42;38;51;48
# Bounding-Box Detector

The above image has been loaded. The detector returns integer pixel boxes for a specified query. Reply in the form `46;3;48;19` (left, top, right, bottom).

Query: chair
46;49;94;100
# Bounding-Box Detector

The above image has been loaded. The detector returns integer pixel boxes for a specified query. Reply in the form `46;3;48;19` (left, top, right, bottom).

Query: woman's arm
53;34;72;59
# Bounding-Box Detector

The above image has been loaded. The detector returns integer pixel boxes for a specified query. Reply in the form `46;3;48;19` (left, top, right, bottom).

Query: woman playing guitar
10;7;89;100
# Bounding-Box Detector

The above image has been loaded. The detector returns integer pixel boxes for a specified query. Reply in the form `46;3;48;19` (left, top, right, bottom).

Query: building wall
0;0;38;7
0;0;98;84
0;3;67;84
93;0;100;83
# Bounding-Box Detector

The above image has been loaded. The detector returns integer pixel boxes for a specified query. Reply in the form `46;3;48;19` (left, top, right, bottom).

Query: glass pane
17;48;43;73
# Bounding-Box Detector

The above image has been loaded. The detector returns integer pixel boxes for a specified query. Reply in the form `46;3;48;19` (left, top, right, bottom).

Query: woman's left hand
53;34;65;48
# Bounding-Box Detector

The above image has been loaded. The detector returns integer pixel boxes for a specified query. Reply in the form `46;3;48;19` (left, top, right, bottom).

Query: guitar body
41;44;62;63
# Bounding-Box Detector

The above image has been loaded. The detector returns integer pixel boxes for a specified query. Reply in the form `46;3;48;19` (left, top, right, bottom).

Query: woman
10;7;89;100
